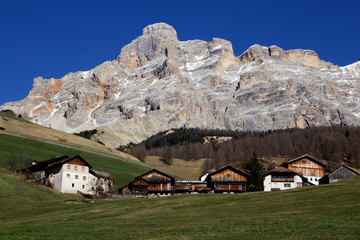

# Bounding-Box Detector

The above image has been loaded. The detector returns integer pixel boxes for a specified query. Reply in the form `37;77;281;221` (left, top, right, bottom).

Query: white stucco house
26;155;113;195
264;166;308;191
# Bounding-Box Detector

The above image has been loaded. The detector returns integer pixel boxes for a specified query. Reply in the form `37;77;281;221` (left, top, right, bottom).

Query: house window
81;167;85;172
82;185;85;189
67;165;71;170
284;183;291;188
67;174;70;178
74;166;78;171
75;175;79;179
83;176;86;181
72;183;74;187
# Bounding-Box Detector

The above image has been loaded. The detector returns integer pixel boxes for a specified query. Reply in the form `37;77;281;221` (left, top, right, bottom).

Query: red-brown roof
267;166;308;182
267;166;304;176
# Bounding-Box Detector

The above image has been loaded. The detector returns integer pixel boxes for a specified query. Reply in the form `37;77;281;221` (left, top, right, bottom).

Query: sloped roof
284;154;327;168
28;155;92;171
118;178;150;192
267;166;303;176
322;164;360;178
134;169;175;184
267;166;308;182
90;169;113;179
205;165;250;182
198;168;217;181
28;155;69;171
268;166;298;174
343;165;360;175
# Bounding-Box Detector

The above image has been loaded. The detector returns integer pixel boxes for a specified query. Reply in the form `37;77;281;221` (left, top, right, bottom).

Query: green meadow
1;168;359;239
0;133;151;187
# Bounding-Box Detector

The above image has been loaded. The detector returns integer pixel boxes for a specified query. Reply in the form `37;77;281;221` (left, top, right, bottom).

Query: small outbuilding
90;169;114;195
319;165;359;184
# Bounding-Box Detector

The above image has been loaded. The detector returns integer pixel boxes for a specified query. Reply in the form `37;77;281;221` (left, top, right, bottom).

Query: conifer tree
243;152;265;191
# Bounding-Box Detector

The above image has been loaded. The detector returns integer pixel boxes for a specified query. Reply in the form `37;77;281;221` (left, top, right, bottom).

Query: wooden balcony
271;178;294;182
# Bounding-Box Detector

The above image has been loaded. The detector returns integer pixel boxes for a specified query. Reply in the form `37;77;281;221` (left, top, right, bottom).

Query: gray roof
90;169;112;179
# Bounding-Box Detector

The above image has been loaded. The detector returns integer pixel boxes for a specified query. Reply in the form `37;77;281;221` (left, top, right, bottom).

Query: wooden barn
319;165;359;184
204;166;249;193
119;169;175;196
282;154;327;185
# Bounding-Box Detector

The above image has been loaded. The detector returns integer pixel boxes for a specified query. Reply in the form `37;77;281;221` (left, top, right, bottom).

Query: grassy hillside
1;169;359;239
0;111;137;160
0;111;167;187
0;133;152;188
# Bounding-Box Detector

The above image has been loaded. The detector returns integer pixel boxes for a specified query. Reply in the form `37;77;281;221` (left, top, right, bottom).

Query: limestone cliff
2;23;360;148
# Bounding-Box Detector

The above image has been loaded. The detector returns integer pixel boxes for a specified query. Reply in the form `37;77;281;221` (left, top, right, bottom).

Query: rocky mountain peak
142;22;178;38
1;23;359;148
117;23;179;71
239;44;334;69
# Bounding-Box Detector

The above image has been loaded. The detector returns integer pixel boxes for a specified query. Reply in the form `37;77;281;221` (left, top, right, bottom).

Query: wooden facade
119;169;175;195
174;181;210;193
319;165;359;184
282;154;327;185
287;160;324;177
205;166;249;193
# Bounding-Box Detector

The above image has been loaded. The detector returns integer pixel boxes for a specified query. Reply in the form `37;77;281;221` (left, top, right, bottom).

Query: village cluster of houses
25;154;359;197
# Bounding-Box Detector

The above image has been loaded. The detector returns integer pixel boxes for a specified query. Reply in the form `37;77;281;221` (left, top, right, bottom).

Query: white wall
52;163;94;194
304;175;320;185
264;175;303;191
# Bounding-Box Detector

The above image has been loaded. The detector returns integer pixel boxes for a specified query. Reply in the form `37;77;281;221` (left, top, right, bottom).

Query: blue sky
1;0;359;105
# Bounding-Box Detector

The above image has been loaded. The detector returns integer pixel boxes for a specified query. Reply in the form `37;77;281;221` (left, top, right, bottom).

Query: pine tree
243;152;265;191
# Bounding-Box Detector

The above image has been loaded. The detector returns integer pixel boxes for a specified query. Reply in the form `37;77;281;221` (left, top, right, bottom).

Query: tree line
123;126;360;174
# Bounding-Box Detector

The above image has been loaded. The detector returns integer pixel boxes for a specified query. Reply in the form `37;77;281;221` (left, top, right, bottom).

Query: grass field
1;168;359;239
0;133;151;188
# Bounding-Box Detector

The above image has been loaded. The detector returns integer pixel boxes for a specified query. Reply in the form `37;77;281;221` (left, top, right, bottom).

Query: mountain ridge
2;23;360;148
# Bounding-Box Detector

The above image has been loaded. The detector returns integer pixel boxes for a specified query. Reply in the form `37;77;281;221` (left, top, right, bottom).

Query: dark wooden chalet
204;166;250;193
119;169;175;195
319;165;359;184
282;154;327;185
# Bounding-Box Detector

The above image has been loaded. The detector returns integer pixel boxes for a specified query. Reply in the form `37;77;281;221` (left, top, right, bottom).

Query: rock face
2;23;360;148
